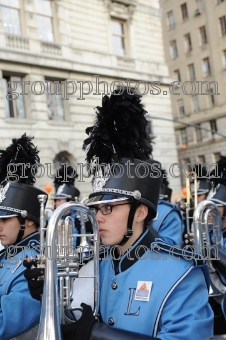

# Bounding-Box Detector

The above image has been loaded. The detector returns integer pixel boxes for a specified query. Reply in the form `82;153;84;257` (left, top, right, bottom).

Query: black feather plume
193;164;208;179
83;90;153;165
0;133;40;185
54;165;78;190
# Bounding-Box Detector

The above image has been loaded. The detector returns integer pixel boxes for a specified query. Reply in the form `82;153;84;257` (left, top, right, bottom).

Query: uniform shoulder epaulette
158;199;180;211
151;241;205;266
153;201;182;225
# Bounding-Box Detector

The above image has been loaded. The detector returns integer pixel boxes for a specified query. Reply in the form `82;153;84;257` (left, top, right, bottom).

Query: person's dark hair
16;216;39;229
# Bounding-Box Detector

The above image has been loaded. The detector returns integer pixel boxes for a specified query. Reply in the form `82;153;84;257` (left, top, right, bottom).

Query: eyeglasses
89;202;131;216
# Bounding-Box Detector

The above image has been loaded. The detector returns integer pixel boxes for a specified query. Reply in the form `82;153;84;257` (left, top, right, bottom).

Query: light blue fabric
217;230;226;317
150;200;185;247
0;232;41;340
99;229;213;340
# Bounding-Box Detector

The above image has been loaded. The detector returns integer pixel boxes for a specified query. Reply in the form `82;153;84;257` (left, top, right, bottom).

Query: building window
170;40;178;59
34;0;54;42
174;69;181;82
219;16;226;36
197;155;205;163
208;88;215;106
173;69;181;87
181;128;188;145
199;26;207;45
194;0;203;15
188;63;196;81
181;3;188;22
191;95;199;113
177;99;185;116
176;131;181;146
202;57;211;76
214;152;221;162
210;119;217;136
196;0;203;10
196;124;202;142
223;49;226;68
111;19;126;56
45;80;66;120
167;10;175;29
184;33;192;53
2;76;26;118
0;0;21;35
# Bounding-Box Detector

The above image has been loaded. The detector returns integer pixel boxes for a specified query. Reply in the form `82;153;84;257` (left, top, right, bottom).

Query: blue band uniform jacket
99;229;213;340
0;232;41;340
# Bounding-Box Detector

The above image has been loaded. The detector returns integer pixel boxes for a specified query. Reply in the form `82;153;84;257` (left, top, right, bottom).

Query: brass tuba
193;200;226;298
36;201;99;340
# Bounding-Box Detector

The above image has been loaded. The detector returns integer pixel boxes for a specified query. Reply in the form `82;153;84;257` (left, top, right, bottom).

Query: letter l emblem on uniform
124;288;140;316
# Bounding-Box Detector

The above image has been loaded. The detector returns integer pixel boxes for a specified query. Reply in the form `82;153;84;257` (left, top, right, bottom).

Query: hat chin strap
15;220;26;244
119;200;138;246
222;206;226;222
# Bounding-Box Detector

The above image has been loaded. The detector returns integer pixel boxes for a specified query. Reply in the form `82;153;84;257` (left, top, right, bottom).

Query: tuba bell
36;201;99;340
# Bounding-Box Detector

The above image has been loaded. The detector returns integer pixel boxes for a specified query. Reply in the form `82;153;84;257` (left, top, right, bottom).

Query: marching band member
77;92;213;340
0;134;46;339
209;183;226;246
190;165;210;204
24;91;213;340
181;165;210;244
53;165;81;247
159;169;172;203
151;169;185;247
54;165;80;209
205;156;226;335
208;157;226;249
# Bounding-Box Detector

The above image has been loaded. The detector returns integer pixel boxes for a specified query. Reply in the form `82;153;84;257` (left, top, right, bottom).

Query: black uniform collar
112;227;161;275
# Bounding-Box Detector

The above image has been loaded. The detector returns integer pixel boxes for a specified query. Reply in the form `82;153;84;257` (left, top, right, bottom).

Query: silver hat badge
0;182;10;204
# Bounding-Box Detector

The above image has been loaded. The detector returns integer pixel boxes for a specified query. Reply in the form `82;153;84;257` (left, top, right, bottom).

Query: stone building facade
160;0;226;186
0;0;180;199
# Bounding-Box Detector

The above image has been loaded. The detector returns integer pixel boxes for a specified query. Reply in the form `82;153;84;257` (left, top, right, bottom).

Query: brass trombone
183;172;198;241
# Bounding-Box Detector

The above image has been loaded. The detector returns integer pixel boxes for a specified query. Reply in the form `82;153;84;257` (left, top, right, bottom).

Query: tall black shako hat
83;90;162;242
190;164;210;196
53;165;80;201
159;169;172;202
0;134;46;226
208;156;226;207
